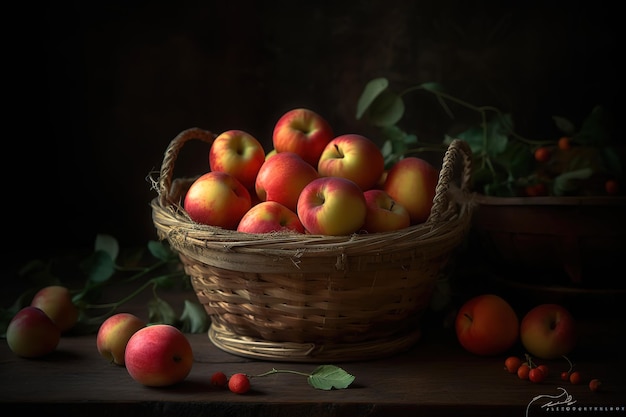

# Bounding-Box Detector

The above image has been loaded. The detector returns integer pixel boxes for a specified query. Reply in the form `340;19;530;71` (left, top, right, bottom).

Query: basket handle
158;127;216;207
428;139;473;223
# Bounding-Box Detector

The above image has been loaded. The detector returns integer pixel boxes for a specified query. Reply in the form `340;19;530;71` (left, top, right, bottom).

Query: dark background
10;1;620;265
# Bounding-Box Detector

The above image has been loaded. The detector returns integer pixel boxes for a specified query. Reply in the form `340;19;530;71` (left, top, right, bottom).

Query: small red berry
558;137;571;150
228;373;251;394
504;356;523;373
561;371;570;381
605;179;620;195
534;147;551;162
589;378;602;392
570;370;582;385
529;367;546;383
517;363;530;380
210;371;228;388
537;364;549;378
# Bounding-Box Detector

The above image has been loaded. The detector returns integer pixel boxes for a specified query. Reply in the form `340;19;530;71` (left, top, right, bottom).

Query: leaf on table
307;365;355;390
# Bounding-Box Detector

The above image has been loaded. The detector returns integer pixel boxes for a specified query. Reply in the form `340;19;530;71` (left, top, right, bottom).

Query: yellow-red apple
317;133;385;191
97;312;147;366
6;306;61;358
237;201;305;234
255;151;319;212
184;171;252;229
520;303;577;359
455;294;519;356
297;176;367;235
208;129;266;191
30;285;79;333
125;324;194;387
272;108;334;167
384;157;439;225
362;189;411;233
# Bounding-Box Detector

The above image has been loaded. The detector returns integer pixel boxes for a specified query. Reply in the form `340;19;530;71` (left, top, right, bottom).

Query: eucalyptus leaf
368;90;405;127
80;251;116;284
95;234;119;262
179;300;210;334
307;365;355;390
356;77;389;119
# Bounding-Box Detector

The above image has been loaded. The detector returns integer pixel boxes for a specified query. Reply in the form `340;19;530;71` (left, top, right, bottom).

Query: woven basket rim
150;127;475;254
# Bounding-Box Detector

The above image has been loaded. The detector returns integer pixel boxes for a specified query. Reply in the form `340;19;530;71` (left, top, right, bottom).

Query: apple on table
455;294;519;356
362;189;411;233
30;285;79;333
97;312;147;366
255;151;319;213
520;303;577;359
297;176;367;236
237;201;305;234
6;306;61;358
272;108;334;167
317;133;385;192
209;129;266;191
184;171;252;229
125;324;194;387
384;156;439;225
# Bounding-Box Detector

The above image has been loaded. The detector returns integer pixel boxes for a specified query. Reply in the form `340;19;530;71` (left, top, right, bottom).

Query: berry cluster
211;371;250;394
504;354;602;392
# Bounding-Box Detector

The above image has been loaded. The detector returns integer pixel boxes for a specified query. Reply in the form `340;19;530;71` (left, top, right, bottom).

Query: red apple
184;171;252;229
272;108;334;167
317;133;385;191
384;157;439;225
255;151;319;212
208;129;266;191
97;313;147;366
455;294;519;356
237;201;305;234
362;189;411;233
6;306;61;358
520;303;577;359
297;176;367;235
30;285;79;333
125;324;194;387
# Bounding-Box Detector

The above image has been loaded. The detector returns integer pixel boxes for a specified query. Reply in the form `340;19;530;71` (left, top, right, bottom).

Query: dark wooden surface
1;293;625;417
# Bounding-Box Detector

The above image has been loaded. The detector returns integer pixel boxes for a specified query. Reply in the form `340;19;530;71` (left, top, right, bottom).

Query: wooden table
2;309;625;416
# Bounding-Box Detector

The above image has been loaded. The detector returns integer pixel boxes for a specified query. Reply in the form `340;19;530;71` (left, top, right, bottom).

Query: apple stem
463;313;472;323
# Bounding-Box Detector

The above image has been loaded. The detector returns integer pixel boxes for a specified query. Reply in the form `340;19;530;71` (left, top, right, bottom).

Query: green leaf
80;251;116;284
552;115;576;135
553;168;593;196
574;105;612;146
367;90;405;127
356;77;389;119
95;234;119;262
148;297;177;325
600;147;623;177
148;240;176;261
179;300;209;334
307;365;355;390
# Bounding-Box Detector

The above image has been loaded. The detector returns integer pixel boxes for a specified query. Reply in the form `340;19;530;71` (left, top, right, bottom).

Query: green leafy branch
252;365;355;390
1;234;209;337
356;77;621;197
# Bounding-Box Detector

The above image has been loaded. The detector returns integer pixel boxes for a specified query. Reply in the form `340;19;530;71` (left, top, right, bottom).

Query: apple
184;171;252;229
208;129;266;191
97;313;147;366
125;324;194;387
30;285;79;333
520;303;577;360
6;306;61;358
237;201;305;234
297;176;367;235
317;133;385;191
255;151;319;212
455;294;519;356
362;189;411;233
272;108;334;167
384;157;439;225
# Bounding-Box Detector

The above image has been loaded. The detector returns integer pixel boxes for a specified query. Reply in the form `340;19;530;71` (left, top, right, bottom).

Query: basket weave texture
151;128;474;362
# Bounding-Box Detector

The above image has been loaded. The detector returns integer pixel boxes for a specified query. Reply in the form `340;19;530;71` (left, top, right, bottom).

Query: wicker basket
151;128;474;362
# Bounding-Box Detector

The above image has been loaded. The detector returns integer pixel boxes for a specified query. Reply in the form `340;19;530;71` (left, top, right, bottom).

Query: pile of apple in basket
184;107;440;235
